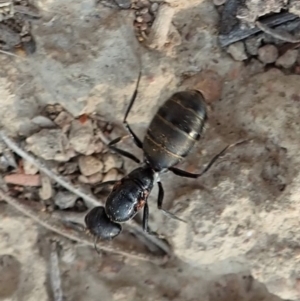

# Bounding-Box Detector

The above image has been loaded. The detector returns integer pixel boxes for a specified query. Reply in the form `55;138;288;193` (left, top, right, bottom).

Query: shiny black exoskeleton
85;72;232;240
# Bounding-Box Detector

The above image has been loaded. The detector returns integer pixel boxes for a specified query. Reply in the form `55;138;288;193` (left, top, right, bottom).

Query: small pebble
39;174;53;200
140;7;148;14
0;156;10;172
26;129;74;162
136;0;150;8
103;153;123;173
275;49;298;69
93;141;104;154
78;155;104;176
150;2;158;12
78;175;89;184
245;35;262;56
102;168;119;182
248;59;264;75
142;13;153;23
113;286;137;301
87;172;103;184
45;105;56;115
54;111;74;129
23;160;39;175
54;104;63;112
55;191;78;209
68;119;95;155
136;16;143;23
258;44;278;64
114;0;131;9
31;116;56;128
227;42;248;61
213;0;226;5
140;23;148;31
61;162;78;175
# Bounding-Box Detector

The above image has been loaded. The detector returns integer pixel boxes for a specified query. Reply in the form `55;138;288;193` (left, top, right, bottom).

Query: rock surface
167;70;300;301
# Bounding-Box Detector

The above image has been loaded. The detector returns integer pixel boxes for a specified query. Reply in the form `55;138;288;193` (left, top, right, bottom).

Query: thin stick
219;12;299;47
49;241;63;301
0;130;100;209
256;21;300;43
147;3;175;50
0;188;166;263
0;130;172;256
0;49;25;59
95;130;111;146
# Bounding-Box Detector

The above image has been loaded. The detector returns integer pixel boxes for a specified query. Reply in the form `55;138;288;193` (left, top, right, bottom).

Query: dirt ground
1;0;300;300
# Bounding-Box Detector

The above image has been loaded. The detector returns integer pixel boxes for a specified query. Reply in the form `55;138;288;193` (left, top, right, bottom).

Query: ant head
85;206;122;240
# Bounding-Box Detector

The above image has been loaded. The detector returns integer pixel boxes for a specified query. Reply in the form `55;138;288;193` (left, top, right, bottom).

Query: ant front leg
105;72;144;163
157;182;186;223
122;71;143;149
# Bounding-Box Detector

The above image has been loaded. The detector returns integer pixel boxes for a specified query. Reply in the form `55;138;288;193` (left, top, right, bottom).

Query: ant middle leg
107;135;141;163
108;145;141;164
105;72;144;162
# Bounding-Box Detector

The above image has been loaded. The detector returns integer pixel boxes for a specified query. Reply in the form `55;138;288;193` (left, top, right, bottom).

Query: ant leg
108;145;141;164
142;203;160;236
107;135;141;163
106;135;141;163
94;237;101;254
103;72;143;162
108;135;130;147
169;141;247;178
157;182;186;223
96;180;119;188
122;71;143;149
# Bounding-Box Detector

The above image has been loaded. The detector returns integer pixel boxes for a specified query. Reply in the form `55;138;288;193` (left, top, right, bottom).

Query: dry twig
49;241;63;301
256;21;300;43
0;188;167;263
147;3;175;50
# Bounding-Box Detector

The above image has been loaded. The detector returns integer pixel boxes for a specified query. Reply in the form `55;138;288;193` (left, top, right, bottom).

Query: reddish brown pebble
4;174;41;186
294;65;300;74
258;44;278;64
181;70;223;103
